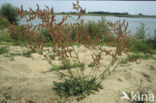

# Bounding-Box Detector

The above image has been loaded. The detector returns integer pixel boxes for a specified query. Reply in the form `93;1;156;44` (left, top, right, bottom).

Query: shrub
0;15;9;29
8;25;28;46
69;18;109;44
146;39;156;50
11;1;133;102
136;23;148;40
127;40;152;54
39;28;52;42
0;46;9;54
0;28;13;42
0;3;19;25
128;54;156;60
53;77;102;100
146;29;156;50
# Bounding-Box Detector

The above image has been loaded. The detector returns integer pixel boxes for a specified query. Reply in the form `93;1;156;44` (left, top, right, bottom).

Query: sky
0;0;156;15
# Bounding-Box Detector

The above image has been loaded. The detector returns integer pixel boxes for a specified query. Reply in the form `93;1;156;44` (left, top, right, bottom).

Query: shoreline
55;13;156;18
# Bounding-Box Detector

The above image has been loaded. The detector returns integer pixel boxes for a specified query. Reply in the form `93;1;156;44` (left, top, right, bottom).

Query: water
20;15;156;36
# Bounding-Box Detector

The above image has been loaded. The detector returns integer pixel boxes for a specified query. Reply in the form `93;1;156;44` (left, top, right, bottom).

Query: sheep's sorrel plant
8;0;134;102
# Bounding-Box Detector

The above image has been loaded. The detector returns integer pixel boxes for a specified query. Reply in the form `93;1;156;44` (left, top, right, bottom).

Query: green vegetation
0;1;156;102
0;3;19;24
129;54;156;60
88;62;96;67
65;17;109;44
0;46;9;54
51;59;84;71
0;15;9;29
22;50;33;57
56;12;156;18
39;28;52;42
0;28;13;42
136;23;148;40
9;50;33;57
127;40;153;54
53;77;102;100
127;23;156;54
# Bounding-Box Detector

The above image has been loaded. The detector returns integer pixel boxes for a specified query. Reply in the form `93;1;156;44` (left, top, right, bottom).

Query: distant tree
80;9;86;13
71;12;76;14
138;13;143;16
62;12;65;14
0;3;19;25
24;10;27;13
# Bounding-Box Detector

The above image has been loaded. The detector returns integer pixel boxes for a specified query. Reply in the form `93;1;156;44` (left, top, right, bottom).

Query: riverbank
55;13;156;18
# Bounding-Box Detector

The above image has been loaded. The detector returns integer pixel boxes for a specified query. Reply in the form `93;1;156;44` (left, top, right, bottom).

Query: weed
0;28;13;42
0;15;9;29
7;0;134;101
39;28;52;42
0;46;8;54
51;59;84;71
136;23;149;40
9;50;33;58
21;50;32;57
88;62;96;67
53;77;102;100
128;54;156;60
127;40;153;54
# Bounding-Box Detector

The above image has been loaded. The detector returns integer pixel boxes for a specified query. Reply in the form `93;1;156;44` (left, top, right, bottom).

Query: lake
20;15;156;37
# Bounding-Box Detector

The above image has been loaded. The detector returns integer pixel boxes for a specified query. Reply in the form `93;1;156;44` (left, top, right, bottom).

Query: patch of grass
39;28;52;42
45;42;52;47
53;77;102;100
128;54;156;60
127;40;153;54
11;40;25;46
22;50;32;57
0;28;13;42
122;53;156;64
0;15;9;30
0;46;8;54
51;59;84;71
1;99;7;103
9;50;33;57
88;62;96;67
146;39;156;50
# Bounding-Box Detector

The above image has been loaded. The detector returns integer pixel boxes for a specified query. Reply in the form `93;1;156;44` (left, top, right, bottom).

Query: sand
0;45;156;103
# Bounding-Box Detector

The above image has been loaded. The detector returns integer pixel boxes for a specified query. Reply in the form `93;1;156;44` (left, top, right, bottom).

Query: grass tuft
127;40;153;54
0;46;9;54
53;77;102;100
129;54;156;60
22;50;33;57
88;62;96;67
51;59;84;71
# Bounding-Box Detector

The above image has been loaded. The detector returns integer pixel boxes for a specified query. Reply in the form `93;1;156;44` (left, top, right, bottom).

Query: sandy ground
0;45;156;103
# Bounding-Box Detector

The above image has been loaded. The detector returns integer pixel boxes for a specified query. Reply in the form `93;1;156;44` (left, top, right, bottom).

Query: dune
0;45;156;103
